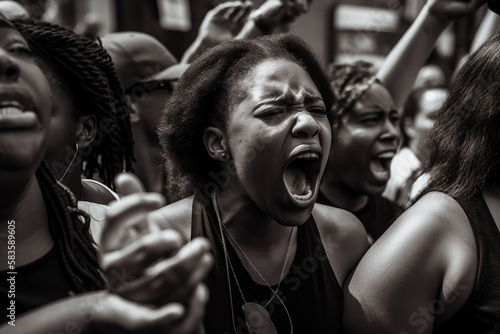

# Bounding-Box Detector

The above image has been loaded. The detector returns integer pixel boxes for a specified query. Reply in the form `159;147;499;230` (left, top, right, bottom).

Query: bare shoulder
148;195;194;241
343;191;477;333
312;203;370;286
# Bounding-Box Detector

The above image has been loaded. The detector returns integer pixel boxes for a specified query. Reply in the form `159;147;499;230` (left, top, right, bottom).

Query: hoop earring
59;143;79;183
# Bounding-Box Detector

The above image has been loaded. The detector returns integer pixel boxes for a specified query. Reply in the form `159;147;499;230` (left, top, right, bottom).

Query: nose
380;118;400;144
292;111;320;138
0;50;20;82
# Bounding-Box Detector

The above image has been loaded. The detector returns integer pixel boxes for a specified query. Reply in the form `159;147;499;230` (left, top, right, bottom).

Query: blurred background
13;0;488;82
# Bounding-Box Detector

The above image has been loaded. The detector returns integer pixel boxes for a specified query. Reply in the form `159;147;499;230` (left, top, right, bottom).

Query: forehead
352;82;395;114
236;59;320;98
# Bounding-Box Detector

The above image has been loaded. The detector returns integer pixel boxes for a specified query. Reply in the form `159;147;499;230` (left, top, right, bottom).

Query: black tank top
191;192;343;334
436;195;500;333
1;247;73;322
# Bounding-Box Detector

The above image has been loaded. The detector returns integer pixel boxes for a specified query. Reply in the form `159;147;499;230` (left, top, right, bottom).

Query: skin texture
0;24;51;173
321;82;400;211
219;59;331;226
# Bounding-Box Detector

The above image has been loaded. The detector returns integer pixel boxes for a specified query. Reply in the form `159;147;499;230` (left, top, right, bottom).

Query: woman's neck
216;186;297;285
0;175;53;270
216;185;295;252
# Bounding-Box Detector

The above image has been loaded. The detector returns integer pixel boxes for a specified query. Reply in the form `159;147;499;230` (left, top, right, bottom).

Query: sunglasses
125;79;177;95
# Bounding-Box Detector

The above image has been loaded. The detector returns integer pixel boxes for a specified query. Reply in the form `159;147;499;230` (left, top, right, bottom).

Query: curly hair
11;18;134;189
159;33;335;203
419;32;500;202
327;60;377;120
37;161;105;292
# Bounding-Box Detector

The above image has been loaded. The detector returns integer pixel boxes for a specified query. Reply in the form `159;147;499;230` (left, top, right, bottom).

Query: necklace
212;191;294;334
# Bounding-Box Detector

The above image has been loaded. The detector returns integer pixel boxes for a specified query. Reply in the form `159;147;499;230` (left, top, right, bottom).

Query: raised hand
198;1;253;45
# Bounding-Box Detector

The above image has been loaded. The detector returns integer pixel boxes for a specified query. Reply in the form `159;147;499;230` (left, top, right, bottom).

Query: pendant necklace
212;191;294;334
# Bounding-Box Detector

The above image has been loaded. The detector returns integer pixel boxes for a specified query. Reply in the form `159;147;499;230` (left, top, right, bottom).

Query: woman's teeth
0;107;23;117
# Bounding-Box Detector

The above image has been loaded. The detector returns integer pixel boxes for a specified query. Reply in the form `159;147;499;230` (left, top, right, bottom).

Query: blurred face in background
328;82;400;196
404;87;447;166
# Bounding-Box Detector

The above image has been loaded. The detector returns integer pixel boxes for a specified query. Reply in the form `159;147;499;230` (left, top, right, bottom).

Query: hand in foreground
100;172;213;306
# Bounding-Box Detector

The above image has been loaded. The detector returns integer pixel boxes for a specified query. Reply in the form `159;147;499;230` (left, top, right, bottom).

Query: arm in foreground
342;192;477;334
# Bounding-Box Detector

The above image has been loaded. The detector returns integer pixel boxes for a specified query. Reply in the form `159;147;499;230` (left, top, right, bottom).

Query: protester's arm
236;0;310;39
342;193;476;334
0;286;208;334
470;10;500;53
181;1;252;64
377;0;484;108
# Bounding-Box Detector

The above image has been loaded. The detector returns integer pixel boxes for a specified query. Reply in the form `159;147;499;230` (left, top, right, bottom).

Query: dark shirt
191;191;344;333
436;195;500;333
1;248;73;323
316;192;398;241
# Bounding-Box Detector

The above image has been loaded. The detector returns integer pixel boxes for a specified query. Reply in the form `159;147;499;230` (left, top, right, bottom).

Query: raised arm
236;0;310;40
470;10;500;53
377;0;484;108
342;192;476;334
181;1;252;64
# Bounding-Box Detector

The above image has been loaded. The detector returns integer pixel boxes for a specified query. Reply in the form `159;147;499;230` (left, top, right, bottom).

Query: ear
75;115;97;149
203;126;229;161
126;95;140;123
403;116;415;139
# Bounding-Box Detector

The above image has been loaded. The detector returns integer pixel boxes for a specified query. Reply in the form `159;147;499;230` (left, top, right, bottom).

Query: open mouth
369;151;394;178
284;151;322;203
0;101;36;130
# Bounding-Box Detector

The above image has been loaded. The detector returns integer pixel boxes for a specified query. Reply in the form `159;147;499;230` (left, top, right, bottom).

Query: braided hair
36;161;105;291
12;18;134;189
327;61;377;121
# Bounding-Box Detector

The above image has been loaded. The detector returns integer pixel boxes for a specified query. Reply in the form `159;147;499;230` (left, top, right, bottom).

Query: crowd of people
1;0;499;333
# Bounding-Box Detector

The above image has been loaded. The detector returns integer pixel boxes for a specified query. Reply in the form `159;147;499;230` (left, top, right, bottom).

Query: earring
221;152;227;160
59;143;79;183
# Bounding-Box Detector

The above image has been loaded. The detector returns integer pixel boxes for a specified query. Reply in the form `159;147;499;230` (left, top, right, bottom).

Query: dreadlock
36;161;105;292
12;18;134;189
327;60;377;120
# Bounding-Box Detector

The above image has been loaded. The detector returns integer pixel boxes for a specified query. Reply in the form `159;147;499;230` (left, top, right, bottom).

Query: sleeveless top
436;195;500;333
191;192;343;334
1;247;73;322
316;192;398;241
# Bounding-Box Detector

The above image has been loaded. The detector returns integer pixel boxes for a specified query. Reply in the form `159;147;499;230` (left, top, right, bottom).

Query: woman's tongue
284;165;307;195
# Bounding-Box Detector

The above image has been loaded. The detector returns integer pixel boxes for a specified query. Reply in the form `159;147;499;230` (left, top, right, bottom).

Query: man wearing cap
102;32;188;195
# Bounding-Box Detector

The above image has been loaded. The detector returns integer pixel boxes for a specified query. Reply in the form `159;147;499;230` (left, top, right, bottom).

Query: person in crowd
319;60;400;243
100;33;369;333
343;28;500;334
383;85;448;207
11;18;135;206
319;0;482;243
0;13;211;333
102;31;188;195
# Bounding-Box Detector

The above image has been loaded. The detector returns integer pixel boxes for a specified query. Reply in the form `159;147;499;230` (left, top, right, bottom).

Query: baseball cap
100;31;177;91
148;63;190;82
